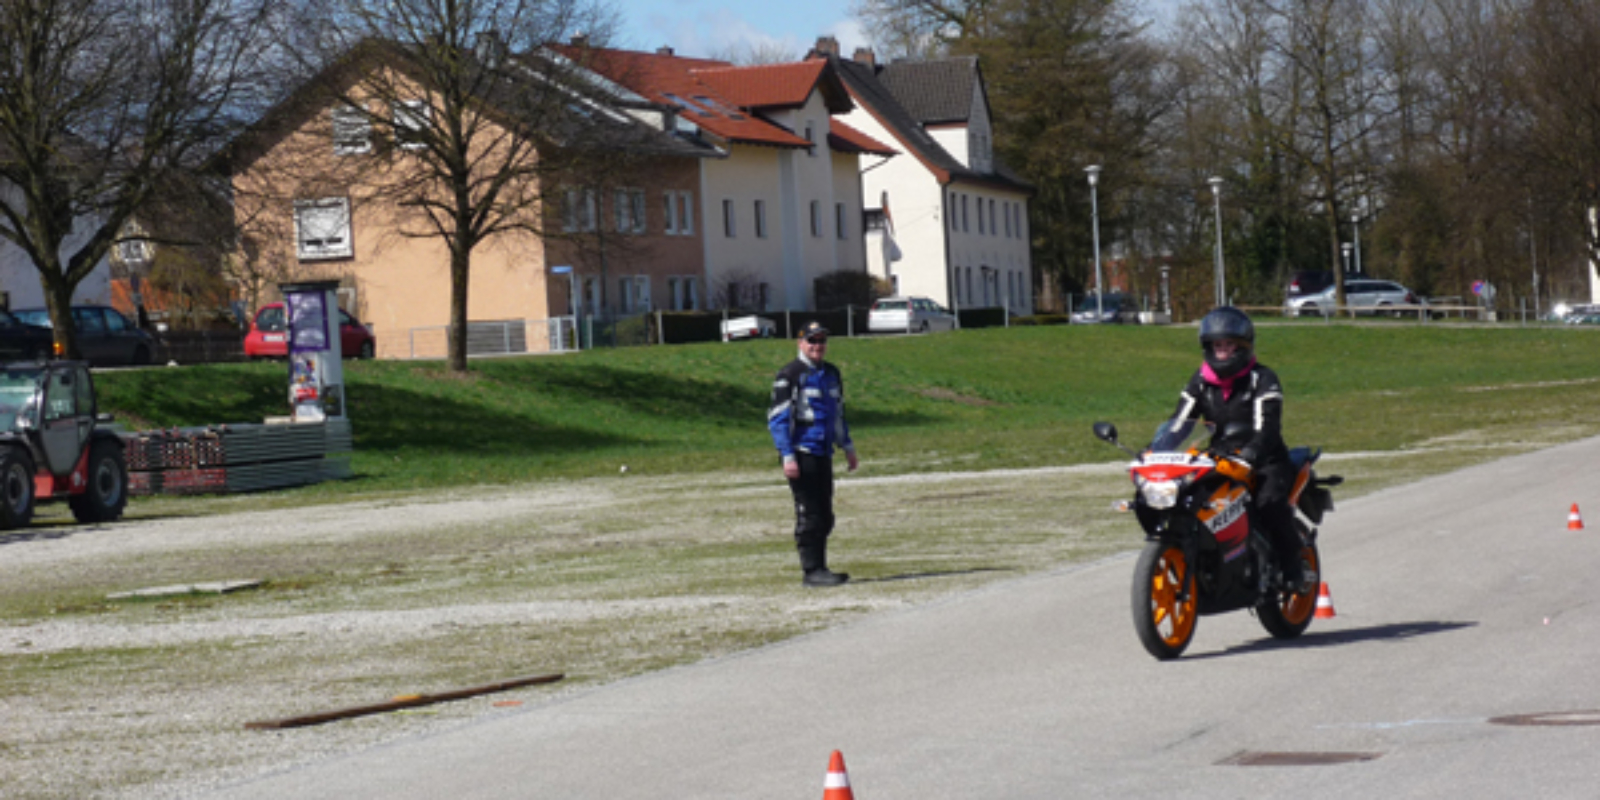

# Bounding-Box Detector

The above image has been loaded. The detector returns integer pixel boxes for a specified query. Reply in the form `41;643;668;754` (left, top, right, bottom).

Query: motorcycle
1092;419;1342;660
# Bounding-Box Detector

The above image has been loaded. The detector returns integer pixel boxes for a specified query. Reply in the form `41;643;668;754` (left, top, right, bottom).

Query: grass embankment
3;322;1599;799
95;322;1600;499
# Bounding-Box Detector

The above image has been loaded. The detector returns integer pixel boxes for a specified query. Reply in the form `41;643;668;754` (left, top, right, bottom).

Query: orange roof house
224;40;721;358
553;42;895;311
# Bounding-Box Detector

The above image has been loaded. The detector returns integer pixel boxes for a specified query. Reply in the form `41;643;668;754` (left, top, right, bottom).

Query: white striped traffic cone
1569;504;1584;531
823;750;854;800
1314;582;1337;619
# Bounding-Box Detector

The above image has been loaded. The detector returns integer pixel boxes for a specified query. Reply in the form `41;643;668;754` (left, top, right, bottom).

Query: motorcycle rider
1168;306;1307;591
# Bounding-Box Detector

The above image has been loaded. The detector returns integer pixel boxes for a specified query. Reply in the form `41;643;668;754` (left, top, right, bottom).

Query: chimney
570;32;589;48
657;45;674;56
852;47;876;67
814;36;840;56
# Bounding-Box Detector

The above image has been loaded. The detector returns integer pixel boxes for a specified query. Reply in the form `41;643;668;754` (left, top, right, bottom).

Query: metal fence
403;317;578;359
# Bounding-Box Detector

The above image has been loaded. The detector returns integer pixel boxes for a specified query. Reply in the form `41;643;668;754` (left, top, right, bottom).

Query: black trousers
786;452;836;573
1253;458;1300;572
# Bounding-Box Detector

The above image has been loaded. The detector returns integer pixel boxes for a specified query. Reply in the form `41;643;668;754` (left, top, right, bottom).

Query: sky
611;0;867;62
609;0;1178;63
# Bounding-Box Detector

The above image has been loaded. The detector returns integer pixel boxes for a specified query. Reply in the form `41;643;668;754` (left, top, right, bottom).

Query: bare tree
0;0;277;358
271;0;653;372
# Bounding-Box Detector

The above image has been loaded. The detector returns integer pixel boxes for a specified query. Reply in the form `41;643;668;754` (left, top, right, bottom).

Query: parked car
12;305;156;366
868;297;957;333
1285;269;1356;299
243;302;376;359
720;315;776;341
0;310;56;362
1286;279;1424;317
1070;292;1141;324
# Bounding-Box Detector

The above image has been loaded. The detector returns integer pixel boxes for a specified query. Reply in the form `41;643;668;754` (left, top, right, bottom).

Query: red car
243;302;376;360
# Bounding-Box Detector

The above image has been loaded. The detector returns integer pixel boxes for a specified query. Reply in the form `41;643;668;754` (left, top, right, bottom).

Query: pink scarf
1200;357;1256;401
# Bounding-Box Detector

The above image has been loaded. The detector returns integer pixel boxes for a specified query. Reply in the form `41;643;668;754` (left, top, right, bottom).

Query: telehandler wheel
70;440;128;524
0;447;36;530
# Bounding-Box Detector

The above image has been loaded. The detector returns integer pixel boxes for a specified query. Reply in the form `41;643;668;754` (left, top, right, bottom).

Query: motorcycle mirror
1092;421;1118;443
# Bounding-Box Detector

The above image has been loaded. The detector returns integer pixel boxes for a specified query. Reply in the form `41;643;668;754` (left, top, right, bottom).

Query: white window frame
394;99;430;150
565;189;598;232
977;196;985;235
332;104;371;155
754;200;767;239
614;188;646;234
677;192;694;235
722;199;736;238
619;275;652;314
809;201;821;238
663;192;678;234
582;276;601;316
668;276;701;310
835;202;847;240
294;197;353;261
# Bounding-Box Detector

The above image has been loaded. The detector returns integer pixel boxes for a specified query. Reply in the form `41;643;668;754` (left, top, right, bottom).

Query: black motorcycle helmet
1198;306;1255;379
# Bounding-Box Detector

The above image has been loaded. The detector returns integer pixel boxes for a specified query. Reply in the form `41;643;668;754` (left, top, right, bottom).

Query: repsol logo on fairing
1206;496;1246;534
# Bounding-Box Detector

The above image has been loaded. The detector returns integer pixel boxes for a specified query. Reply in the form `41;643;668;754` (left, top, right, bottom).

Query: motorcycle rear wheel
1257;541;1321;639
1132;540;1198;660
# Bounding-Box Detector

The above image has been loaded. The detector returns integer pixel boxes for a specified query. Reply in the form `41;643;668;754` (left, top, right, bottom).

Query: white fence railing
404;316;578;359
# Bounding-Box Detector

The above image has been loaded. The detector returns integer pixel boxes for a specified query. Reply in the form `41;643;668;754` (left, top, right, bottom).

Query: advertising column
281;280;345;422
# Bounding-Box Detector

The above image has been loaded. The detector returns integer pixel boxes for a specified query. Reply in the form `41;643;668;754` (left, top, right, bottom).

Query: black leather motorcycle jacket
1170;361;1289;466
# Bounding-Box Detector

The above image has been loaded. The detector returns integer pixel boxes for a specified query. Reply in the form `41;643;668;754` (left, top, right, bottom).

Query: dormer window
804;121;816;156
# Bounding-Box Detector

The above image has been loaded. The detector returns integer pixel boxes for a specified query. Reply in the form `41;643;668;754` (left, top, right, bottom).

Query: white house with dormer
811;39;1033;315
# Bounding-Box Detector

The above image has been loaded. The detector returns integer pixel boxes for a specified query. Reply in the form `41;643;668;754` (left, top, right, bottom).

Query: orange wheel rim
1279;546;1321;624
1149;546;1196;646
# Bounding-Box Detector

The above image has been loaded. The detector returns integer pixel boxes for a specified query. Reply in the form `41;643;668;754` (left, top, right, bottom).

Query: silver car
868;297;957;334
1285;279;1423;317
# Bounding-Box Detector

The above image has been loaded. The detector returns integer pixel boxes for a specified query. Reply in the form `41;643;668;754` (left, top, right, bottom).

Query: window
978;197;985;234
804;121;815;156
677;192;693;235
332;104;370;154
948;193;957;232
564;189;597;232
619;276;651;314
809;201;821;238
836;203;847;240
294;197;353;260
754;200;767;239
961;195;969;232
722;199;736;238
988;199;996;236
664;192;678;234
116;237;149;265
614;188;645;233
393;100;430;149
668;276;700;310
582;277;601;316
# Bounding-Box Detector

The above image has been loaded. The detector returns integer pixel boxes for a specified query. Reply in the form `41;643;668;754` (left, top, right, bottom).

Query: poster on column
285;284;344;421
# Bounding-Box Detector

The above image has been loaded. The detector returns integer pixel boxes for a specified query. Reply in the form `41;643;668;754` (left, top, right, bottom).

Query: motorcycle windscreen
1196;484;1251;547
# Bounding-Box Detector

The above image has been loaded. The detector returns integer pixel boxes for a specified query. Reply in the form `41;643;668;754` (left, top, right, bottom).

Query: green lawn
97;322;1600;499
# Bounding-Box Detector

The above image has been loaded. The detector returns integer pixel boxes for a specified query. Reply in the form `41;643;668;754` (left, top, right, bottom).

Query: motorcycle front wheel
1257;541;1321;639
1132;540;1198;660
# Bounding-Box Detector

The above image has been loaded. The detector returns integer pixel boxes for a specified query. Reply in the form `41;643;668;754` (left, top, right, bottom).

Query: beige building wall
232;69;706;358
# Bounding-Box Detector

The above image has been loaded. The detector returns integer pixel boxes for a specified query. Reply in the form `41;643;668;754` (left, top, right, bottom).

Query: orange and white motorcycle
1092;419;1341;660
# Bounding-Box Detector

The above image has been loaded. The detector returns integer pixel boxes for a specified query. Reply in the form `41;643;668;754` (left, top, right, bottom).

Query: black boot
803;568;850;587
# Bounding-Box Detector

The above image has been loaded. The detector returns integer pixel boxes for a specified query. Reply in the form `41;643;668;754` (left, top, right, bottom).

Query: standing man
769;321;859;587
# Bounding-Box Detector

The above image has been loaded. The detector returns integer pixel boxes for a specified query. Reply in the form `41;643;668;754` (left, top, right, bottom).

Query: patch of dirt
913;386;997;406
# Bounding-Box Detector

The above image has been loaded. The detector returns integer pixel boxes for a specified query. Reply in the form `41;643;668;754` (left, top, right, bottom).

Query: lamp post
1209;176;1225;307
1086;165;1103;321
1341;242;1352;274
1351;214;1362;276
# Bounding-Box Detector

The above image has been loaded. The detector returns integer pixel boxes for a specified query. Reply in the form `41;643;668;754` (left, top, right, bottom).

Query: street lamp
1086;165;1103;321
1341;242;1352;274
1209;177;1225;307
1351;214;1362;276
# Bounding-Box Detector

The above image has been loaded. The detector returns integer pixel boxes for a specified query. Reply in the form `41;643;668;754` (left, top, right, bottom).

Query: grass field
95;321;1600;501
5;321;1600;798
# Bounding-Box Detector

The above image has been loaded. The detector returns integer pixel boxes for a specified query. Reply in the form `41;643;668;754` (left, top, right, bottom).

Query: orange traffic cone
1569;504;1585;531
823;750;854;800
1314;582;1337;619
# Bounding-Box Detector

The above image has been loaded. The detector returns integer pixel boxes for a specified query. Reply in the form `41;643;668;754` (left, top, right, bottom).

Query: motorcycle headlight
1137;478;1181;509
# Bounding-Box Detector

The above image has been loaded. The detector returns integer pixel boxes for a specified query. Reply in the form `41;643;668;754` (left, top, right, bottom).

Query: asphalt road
204;438;1600;798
